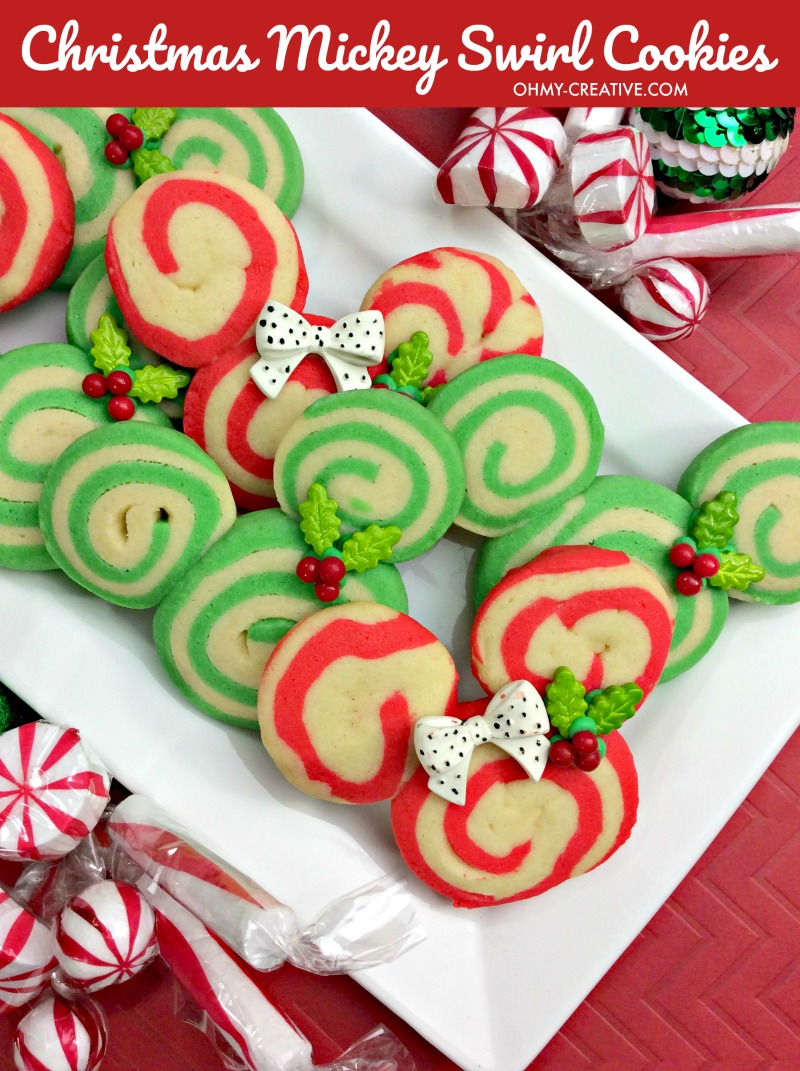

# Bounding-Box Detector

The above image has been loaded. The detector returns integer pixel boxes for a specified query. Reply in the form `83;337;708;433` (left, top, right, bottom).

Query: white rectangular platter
1;108;799;1071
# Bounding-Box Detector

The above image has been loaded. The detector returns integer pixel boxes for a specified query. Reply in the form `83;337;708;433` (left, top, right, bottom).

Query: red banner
0;0;796;106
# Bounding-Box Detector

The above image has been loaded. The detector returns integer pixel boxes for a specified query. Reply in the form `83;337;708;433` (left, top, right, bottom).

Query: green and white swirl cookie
678;422;800;605
2;108;136;288
153;509;408;727
274;390;466;562
39;422;236;608
428;354;604;536
66;255;189;420
474;474;730;682
0;343;169;572
159;107;304;217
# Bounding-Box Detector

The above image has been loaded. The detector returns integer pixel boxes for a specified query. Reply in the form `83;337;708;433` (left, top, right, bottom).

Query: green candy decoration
374;331;435;404
132;107;178;141
544;667;643;767
690;491;739;549
709;553;767;592
545;667;588;737
131;148;177;183
341;525;402;573
589;684;643;734
299;483;342;556
89;314;189;408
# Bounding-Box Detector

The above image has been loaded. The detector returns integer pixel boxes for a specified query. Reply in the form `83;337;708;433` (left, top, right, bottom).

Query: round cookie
154;509;408;728
39;422;237;608
159;108;304;217
474;475;729;682
392;698;638;907
66;254;189;421
273;389;466;562
105;169;308;369
0;114;74;312
3;107;136;289
258;602;459;804
0;343;169;572
429;354;604;537
678;422;800;605
360;247;544;386
472;544;675;700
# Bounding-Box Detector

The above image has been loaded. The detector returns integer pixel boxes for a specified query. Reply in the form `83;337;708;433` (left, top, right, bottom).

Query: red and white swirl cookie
392;698;638;907
472;545;675;701
106;170;307;369
258;602;459;804
0;114;74;313
360;246;543;386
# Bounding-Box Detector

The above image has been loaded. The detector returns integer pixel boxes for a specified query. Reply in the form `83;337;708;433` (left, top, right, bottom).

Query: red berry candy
296;557;319;584
669;542;696;569
106;370;133;396
119;124;144;151
571;730;598;756
81;373;107;398
104;141;129;166
314;581;340;603
675;570;703;597
107;396;136;421
693;553;720;578
318;556;346;585
575;749;602;772
105;113;129;138
548;739;575;767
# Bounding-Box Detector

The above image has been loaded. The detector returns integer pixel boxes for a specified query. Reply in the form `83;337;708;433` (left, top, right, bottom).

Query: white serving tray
1;108;798;1071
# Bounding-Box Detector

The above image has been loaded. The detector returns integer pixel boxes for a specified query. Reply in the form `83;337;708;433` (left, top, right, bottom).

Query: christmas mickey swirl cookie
361;247;543;386
39;422;236;608
258;602;459;804
472;544;675;700
474;475;730;682
0;114;74;312
105;169;307;368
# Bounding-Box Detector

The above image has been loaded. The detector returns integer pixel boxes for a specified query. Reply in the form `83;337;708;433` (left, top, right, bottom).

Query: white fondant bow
251;301;385;399
414;681;551;806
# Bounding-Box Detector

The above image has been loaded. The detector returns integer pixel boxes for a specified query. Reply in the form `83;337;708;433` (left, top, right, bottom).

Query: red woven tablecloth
1;108;798;1071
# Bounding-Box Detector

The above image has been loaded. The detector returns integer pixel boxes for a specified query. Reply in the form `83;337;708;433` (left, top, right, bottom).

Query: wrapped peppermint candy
108;794;424;973
13;992;107;1071
564;107;626;140
619;259;710;342
54;880;158;993
570;126;655;250
0;888;56;1012
436;106;567;209
0;724;110;862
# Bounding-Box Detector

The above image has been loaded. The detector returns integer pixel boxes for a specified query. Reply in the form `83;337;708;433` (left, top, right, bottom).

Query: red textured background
1;109;799;1070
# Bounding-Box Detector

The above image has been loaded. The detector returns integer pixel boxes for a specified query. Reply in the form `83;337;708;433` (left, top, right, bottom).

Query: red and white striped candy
0;725;110;862
13;993;107;1071
0;888;56;1012
106;170;308;369
0;114;75;314
620;258;710;342
54;880;157;993
570;127;655;251
436;107;567;209
563;107;627;141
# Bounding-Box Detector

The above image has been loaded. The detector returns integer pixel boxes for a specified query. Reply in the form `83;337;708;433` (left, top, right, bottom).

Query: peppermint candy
0;724;110;861
619;258;710;342
13;992;107;1071
0;889;56;1012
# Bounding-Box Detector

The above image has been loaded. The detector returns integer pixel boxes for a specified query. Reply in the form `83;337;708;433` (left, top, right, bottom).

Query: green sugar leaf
90;313;131;374
132;147;177;183
690;491;739;549
588;683;643;735
129;364;191;403
421;384;445;406
299;484;341;556
390;332;433;389
708;551;766;592
132;107;178;141
341;525;402;572
544;667;588;737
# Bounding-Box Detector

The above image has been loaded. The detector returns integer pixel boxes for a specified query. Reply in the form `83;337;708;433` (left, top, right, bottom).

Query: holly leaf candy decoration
341;525;402;572
708;551;766;592
390;332;433;389
299;484;342;556
132;147;177;183
690;491;739;550
90;313;131;375
544;666;588;737
132;107;178;142
588;683;643;735
129;364;191;403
